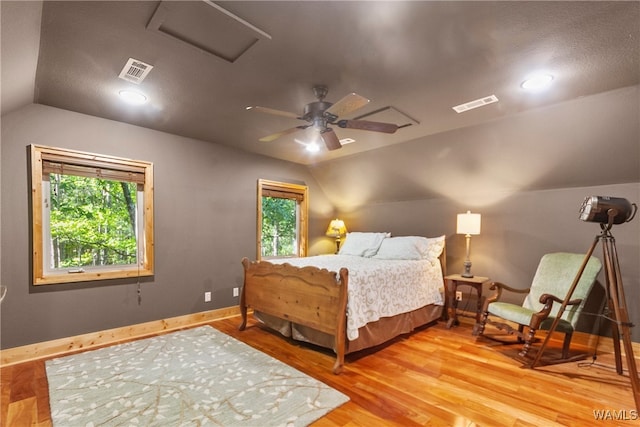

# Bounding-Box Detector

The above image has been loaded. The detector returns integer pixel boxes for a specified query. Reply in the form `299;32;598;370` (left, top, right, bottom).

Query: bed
239;233;446;374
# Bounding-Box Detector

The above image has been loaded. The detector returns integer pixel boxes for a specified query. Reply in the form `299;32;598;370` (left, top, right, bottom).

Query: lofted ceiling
1;1;639;209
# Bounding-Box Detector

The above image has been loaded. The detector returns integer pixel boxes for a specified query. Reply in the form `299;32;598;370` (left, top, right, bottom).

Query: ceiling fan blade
320;128;342;151
259;126;308;142
324;93;370;119
337;119;398;134
247;106;300;120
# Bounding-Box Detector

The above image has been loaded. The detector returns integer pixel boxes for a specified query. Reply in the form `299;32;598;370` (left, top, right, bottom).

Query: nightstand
445;274;489;328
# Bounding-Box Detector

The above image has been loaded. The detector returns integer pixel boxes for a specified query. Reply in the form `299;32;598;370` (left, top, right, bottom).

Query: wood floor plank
9;362;35;402
34;375;51;425
0;365;14;423
6;396;38;426
1;315;638;426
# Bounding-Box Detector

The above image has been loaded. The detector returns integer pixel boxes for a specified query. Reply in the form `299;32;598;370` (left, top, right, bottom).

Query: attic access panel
147;1;271;63
354;106;419;129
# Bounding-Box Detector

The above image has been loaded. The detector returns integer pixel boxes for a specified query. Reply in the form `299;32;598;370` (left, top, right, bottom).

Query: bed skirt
254;304;443;354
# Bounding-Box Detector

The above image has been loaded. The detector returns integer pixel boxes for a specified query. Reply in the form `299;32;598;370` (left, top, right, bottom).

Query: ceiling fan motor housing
303;101;334;125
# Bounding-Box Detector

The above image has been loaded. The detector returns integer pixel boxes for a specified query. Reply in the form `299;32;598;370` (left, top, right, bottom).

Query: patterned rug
46;325;349;426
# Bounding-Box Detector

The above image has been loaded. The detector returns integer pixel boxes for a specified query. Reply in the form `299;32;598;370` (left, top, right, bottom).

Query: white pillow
424;235;445;260
373;235;445;261
338;232;389;257
373;236;426;260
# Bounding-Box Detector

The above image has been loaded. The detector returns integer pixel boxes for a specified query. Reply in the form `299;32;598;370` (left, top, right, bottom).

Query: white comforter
270;255;444;340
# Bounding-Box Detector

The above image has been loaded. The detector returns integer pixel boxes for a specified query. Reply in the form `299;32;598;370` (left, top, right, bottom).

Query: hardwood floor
2;316;638;426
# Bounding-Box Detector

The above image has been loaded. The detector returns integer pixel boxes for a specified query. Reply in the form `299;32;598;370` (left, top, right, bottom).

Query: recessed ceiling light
521;73;554;92
118;89;148;105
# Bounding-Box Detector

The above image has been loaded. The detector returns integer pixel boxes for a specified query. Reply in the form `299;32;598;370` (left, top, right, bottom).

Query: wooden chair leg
472;310;490;336
517;325;525;343
519;327;537;358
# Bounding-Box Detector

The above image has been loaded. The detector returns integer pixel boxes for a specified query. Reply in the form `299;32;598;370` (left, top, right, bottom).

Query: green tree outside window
257;179;308;260
261;196;297;257
48;174;138;269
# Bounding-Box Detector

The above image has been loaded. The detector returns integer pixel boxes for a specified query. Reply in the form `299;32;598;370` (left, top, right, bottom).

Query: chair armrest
529;294;583;329
482;282;530;311
538;293;582;306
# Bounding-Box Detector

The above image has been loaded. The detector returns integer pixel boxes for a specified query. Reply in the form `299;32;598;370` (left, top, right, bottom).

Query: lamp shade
457;211;481;235
326;219;347;237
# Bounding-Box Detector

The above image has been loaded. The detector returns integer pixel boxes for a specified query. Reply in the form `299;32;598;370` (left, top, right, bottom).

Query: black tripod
530;213;639;412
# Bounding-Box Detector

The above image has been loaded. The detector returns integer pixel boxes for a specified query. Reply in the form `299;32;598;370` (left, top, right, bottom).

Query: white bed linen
269;255;444;341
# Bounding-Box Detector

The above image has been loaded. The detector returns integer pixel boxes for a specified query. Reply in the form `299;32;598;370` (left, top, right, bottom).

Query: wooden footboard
239;257;349;374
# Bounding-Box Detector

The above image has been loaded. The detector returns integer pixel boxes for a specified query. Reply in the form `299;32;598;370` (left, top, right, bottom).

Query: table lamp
326;219;347;253
457;210;481;277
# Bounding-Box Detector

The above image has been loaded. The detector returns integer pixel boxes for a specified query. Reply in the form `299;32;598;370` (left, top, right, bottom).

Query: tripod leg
607;298;624;375
602;238;624;374
604;237;640;412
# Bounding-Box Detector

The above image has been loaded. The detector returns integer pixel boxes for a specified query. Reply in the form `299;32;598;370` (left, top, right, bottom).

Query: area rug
45;325;349;426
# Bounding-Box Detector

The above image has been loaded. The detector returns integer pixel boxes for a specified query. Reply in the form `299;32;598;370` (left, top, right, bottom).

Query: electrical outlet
455;291;463;301
204;291;211;302
233;287;239;297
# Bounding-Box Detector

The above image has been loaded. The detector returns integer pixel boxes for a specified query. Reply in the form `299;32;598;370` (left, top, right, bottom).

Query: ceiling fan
247;85;399;151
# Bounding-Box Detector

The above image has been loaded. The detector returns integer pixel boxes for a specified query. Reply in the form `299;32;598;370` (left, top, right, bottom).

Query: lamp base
461;260;473;278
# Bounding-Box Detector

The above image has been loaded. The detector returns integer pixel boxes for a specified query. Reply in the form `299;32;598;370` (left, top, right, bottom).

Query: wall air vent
118;58;154;84
452;94;499;113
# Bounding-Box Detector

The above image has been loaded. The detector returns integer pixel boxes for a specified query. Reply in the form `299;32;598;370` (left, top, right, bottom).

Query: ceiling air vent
118;58;154;84
452;94;499;113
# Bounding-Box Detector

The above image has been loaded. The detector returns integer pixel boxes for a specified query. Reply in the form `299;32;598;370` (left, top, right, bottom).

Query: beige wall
340;183;640;340
1;103;639;349
0;104;335;349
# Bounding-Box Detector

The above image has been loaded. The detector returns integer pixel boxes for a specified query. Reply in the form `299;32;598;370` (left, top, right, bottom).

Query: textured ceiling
9;0;636;166
1;1;639;208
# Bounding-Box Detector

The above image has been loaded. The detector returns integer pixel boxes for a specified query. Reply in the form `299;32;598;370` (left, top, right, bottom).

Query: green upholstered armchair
473;252;602;359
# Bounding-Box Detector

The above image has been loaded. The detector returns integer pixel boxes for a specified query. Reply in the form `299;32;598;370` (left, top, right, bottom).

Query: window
30;145;154;285
257;179;308;260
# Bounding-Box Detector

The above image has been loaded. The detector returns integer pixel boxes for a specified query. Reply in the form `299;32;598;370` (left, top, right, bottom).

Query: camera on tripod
579;196;637;225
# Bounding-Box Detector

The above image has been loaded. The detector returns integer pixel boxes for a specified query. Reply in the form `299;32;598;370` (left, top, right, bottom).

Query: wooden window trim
30;144;154;285
257;179;308;260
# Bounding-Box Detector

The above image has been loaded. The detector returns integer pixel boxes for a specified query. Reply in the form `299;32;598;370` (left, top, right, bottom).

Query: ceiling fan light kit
249;85;399;151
